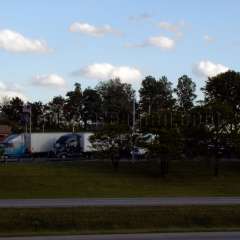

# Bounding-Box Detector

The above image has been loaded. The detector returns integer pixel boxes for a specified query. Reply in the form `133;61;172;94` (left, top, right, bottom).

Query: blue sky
0;0;239;102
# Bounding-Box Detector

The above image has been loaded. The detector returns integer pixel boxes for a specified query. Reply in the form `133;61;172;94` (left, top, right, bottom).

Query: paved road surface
0;197;240;208
0;232;240;240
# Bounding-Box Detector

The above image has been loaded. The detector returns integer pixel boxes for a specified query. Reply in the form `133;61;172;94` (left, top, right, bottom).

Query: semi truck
53;132;95;158
1;132;70;158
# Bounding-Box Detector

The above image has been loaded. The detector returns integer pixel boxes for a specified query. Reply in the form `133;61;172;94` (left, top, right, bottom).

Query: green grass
0;160;239;198
0;206;240;236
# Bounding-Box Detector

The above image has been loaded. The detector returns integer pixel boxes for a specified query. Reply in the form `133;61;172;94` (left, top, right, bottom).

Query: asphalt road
0;197;240;208
0;232;240;240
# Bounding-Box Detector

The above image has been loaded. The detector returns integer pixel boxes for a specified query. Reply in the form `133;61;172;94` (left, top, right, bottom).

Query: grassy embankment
0;160;239;198
0;206;240;236
0;161;239;235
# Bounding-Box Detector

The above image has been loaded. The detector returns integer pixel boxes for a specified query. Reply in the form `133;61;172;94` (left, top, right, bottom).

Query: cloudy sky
0;0;239;102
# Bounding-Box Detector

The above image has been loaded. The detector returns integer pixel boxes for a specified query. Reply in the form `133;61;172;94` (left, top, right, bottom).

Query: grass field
0;160;239;198
0;205;240;236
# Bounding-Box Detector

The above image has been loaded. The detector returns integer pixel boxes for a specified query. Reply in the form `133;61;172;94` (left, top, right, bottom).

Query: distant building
0;125;11;142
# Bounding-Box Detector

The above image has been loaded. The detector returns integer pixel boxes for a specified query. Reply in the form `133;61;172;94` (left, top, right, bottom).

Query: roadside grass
0;160;239;198
0;206;240;236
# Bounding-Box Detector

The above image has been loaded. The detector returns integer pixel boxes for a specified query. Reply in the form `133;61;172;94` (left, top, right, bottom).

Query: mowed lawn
1;206;240;236
0;160;239;198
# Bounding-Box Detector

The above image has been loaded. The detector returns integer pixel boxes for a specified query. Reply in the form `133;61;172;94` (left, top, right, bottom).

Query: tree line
0;74;198;131
1;70;240;175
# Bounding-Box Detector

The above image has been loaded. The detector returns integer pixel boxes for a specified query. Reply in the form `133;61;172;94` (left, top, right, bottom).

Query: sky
0;0;239;102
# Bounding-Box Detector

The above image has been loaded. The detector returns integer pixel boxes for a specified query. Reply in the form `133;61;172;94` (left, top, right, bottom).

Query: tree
30;101;44;131
139;76;159;114
90;123;131;170
203;71;240;132
145;128;183;177
202;71;240;176
64;83;83;129
82;88;102;128
175;75;196;112
48;96;66;129
139;76;175;115
1;97;24;131
203;71;240;108
96;78;134;125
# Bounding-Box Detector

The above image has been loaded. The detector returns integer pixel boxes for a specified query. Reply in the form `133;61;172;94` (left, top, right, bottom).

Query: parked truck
1;132;70;158
53;132;95;158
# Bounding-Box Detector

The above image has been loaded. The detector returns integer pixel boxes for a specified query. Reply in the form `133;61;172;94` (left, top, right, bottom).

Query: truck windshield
56;135;72;144
2;134;18;143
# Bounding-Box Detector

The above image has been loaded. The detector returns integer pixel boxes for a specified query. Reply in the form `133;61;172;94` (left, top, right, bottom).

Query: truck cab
1;134;28;158
54;133;83;158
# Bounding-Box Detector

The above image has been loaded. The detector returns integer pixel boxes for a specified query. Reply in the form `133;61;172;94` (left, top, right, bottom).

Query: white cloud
147;36;175;49
126;35;175;50
204;35;215;43
0;81;27;101
76;63;142;84
69;22;122;37
194;60;229;78
158;21;185;38
32;74;66;88
0;29;50;53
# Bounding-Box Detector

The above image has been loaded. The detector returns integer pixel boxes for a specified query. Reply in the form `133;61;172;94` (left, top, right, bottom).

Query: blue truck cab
1;134;28;158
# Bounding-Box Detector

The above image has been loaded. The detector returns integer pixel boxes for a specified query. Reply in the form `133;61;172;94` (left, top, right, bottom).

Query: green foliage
202;71;240;157
229;132;240;157
30;101;44;131
1;70;240;165
183;125;210;158
82;88;102;126
1;97;24;131
64;82;82;123
148;128;183;160
139;75;175;114
175;75;196;111
96;78;134;123
90;123;131;160
204;71;240;109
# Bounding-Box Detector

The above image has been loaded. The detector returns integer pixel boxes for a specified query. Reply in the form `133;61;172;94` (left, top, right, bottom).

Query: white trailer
80;132;95;152
29;133;70;154
2;132;70;158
